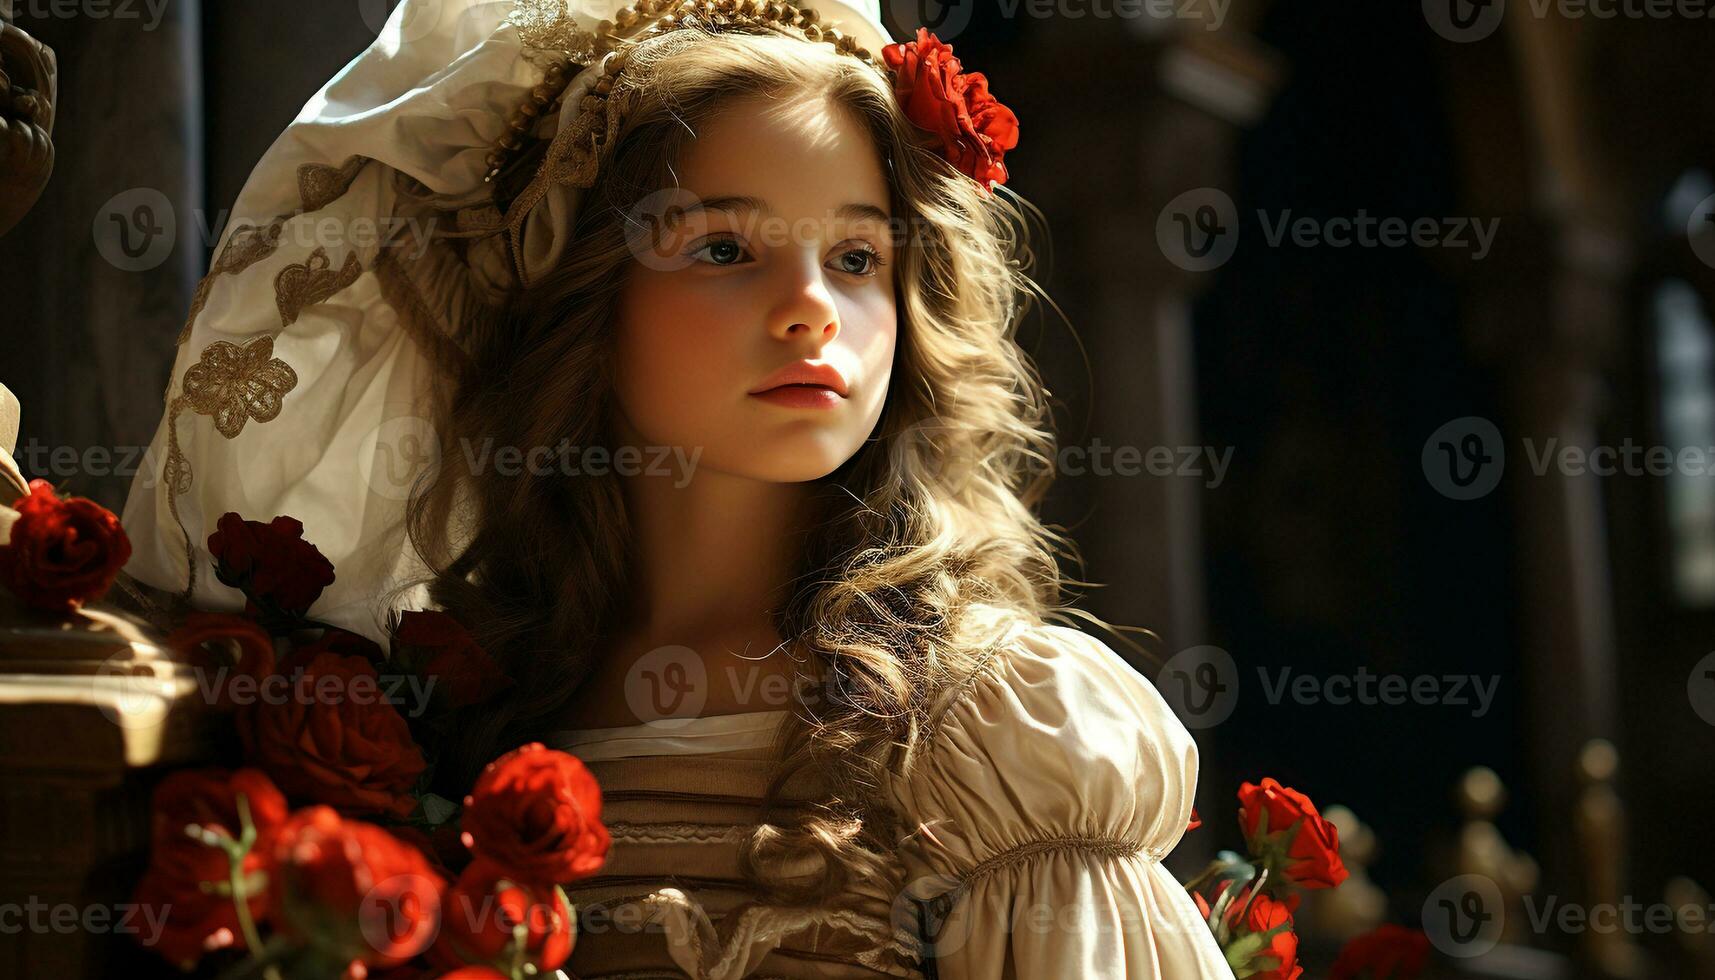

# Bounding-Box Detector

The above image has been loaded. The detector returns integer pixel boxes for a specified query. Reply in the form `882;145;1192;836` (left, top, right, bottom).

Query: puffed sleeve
888;620;1234;979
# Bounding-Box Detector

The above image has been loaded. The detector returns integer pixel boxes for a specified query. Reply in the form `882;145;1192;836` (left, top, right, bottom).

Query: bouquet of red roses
123;510;611;979
0;484;609;978
1183;778;1430;980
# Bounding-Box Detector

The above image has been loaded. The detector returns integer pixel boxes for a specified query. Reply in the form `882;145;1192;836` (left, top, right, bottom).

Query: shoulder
888;612;1202;873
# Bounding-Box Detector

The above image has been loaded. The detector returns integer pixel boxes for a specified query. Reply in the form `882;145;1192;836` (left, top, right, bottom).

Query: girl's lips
749;384;843;409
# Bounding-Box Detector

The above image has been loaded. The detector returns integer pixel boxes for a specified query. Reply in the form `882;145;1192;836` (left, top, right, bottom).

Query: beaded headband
486;0;1019;212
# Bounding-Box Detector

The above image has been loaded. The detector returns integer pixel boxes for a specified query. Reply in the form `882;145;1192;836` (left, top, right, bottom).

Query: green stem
228;793;285;980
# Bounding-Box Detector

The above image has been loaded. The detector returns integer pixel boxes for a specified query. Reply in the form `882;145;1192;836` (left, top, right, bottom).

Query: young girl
120;0;1233;975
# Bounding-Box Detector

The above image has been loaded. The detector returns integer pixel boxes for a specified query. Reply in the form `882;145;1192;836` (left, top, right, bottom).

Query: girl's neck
615;450;817;643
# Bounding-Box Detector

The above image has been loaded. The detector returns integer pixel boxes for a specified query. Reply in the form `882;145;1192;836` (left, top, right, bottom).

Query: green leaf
420;791;461;827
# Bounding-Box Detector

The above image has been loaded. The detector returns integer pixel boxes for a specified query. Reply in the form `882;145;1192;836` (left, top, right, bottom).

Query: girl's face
612;95;898;483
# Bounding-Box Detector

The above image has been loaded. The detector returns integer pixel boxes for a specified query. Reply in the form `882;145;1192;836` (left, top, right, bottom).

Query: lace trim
275;246;364;327
174;156;369;346
961;833;1156;890
507;0;601;61
608;821;748;845
298;154;370;212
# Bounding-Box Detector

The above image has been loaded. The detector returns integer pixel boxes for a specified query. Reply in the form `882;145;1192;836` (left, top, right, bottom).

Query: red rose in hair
392;610;514;709
1331;924;1433;980
166;612;278;712
430;859;575;972
882;28;1019;192
268;806;444;968
130;768;287;969
238;640;426;820
1237;778;1348;889
206;512;335;617
0;479;131;612
461;743;610;886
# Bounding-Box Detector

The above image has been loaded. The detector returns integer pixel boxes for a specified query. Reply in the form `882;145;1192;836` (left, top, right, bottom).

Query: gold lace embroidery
275;246;364;327
173;156;369;346
162;336;299;600
299;154;369;212
181;336;299;439
507;0;601;60
175;217;292;344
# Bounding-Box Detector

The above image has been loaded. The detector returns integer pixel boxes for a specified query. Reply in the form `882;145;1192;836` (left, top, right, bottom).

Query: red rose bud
238;643;426;820
269;806;445;968
0;479;131;613
1237;778;1348;889
430;859;575;972
461;743;610;886
206;512;336;617
130;768;288;970
1330;924;1433;980
392;610;514;709
1221;888;1303;980
881;29;1019;193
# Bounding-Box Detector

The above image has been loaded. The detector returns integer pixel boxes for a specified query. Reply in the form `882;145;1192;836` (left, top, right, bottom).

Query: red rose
269;806;445;967
131;768;287;970
461;743;610;886
238;640;427;820
1188;807;1202;832
167;612;278;712
881;29;1019;192
206;512;336;617
1226;889;1303;980
1237;778;1348;889
430;859;575;972
0;479;131;612
392;610;513;709
1331;924;1433;980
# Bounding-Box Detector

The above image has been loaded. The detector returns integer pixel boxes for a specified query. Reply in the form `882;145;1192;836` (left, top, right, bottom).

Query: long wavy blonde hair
408;21;1088;907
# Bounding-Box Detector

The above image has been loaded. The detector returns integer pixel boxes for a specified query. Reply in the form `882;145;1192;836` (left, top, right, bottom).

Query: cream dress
541;614;1236;979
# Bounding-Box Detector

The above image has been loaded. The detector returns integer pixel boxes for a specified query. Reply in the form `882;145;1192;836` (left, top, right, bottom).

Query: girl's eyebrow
690;194;890;225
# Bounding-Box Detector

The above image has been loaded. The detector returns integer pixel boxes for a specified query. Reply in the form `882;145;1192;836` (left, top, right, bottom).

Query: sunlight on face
612;95;898;483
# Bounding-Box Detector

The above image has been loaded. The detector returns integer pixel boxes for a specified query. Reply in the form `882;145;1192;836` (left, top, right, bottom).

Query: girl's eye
835;245;886;277
691;236;749;266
